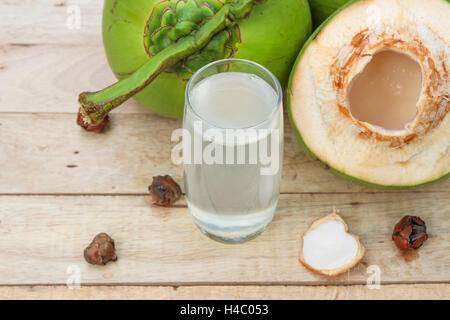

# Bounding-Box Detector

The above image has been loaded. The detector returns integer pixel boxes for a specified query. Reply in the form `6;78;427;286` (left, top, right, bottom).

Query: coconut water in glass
183;59;283;243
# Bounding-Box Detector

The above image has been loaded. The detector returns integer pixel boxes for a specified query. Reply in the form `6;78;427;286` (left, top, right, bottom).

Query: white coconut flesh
289;0;449;186
299;213;365;276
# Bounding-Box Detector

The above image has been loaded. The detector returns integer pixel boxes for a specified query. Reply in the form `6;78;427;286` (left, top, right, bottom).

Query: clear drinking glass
183;59;283;243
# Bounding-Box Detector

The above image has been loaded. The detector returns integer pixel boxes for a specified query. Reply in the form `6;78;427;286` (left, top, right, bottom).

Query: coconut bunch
77;0;312;129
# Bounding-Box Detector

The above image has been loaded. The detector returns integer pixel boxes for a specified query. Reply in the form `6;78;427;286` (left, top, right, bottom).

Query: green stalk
78;0;258;131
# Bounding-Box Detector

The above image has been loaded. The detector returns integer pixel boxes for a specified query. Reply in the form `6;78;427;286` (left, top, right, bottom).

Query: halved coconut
288;0;449;187
299;213;365;277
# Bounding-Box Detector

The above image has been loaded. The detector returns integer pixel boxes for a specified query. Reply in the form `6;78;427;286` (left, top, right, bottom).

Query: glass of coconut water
183;59;283;243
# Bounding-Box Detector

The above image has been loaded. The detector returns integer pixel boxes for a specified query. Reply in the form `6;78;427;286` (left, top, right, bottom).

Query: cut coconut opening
299;213;365;277
348;50;422;131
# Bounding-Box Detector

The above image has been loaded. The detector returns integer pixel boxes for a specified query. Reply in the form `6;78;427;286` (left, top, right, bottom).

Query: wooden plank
0;114;448;194
0;284;448;300
0;0;102;45
2;0;446;295
0;1;143;114
0;193;448;285
0;43;149;114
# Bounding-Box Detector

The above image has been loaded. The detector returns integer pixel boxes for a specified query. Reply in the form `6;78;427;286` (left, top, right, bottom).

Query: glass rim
185;58;283;130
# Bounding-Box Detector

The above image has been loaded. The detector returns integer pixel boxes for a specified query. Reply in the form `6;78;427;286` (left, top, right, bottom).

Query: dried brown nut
392;216;428;251
84;233;117;265
149;175;182;206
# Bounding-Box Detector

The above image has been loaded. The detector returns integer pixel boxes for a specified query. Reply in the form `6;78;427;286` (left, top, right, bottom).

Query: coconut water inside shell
348;50;422;131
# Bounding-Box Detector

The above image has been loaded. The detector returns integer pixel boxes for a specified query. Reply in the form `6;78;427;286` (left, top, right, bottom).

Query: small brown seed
84;233;117;265
392;216;428;251
149;175;182;206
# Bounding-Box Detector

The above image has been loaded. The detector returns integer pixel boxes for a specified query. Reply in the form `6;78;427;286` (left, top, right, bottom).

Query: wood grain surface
1;284;448;300
0;0;448;299
0;113;448;194
0;194;448;285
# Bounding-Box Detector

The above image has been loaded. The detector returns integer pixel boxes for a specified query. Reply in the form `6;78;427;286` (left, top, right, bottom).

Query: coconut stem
77;0;258;131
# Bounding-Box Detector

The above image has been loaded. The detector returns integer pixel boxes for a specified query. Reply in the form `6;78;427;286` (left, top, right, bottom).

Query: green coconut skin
308;0;350;27
287;0;449;188
100;0;312;119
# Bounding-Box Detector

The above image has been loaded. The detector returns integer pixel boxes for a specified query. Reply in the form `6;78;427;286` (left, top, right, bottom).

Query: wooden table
0;0;448;300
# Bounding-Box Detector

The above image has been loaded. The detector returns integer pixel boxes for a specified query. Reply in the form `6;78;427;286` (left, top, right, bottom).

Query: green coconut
77;0;311;130
288;0;450;187
308;0;350;27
